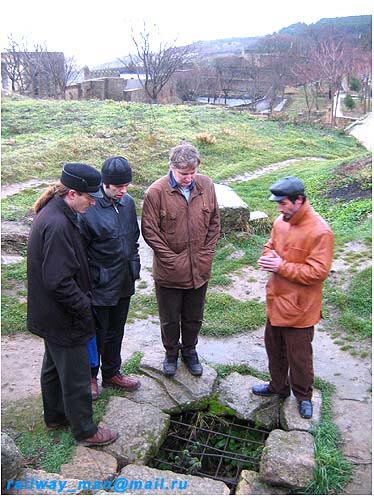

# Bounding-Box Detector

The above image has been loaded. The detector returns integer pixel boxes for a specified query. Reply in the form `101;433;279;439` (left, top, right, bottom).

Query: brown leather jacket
141;173;220;289
264;200;334;327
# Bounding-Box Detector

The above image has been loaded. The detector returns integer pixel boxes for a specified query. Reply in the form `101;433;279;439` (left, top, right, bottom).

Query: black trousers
155;283;208;357
92;297;131;380
41;340;97;441
264;319;314;401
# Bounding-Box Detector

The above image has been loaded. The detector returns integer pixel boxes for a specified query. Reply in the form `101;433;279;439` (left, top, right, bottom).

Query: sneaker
91;378;99;401
102;372;140;392
77;426;119;447
163;355;178;377
182;352;203;376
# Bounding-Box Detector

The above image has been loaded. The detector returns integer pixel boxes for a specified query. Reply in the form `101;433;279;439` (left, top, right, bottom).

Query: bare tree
175;62;205;102
123;22;197;103
2;35;31;93
254;34;298;115
306;28;352;125
2;35;78;99
42;53;79;98
352;47;372;113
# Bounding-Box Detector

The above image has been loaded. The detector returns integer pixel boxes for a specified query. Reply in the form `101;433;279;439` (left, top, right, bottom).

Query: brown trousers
155;283;208;358
265;319;314;401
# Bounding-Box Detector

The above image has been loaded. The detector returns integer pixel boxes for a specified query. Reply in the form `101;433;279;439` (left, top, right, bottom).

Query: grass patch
2;96;365;187
1;259;27;280
210;233;267;286
202;293;266;336
121;351;144;375
1;260;28;334
1;295;27;334
324;267;372;339
1;188;42;221
305;378;353;495
127;294;158;322
232;155;372;247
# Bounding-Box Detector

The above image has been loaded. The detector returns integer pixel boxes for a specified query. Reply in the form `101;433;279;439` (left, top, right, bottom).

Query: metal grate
150;411;269;491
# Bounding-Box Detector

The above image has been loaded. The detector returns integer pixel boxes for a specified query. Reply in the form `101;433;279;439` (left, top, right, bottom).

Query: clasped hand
257;250;283;272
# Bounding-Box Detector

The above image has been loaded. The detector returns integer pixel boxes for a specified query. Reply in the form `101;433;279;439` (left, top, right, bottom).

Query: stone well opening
149;410;270;492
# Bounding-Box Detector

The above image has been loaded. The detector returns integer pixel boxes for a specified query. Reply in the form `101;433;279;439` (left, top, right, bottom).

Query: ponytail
33;183;69;213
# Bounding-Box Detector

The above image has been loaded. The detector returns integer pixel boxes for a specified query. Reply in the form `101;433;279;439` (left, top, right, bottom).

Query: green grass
324;267;372;340
210;233;267;286
1;188;42;221
121;351;144;375
202;293;266;336
1;95;364;187
232;155;372;247
305;378;353;495
1;295;27;334
127;294;159;322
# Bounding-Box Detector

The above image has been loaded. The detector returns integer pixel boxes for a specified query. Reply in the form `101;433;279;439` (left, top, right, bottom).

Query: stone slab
140;351;217;408
235;469;289;494
100;396;170;466
121;374;178;411
60;445;118;481
119;463;230;494
217;373;280;429
280;390;322;431
260;429;315;490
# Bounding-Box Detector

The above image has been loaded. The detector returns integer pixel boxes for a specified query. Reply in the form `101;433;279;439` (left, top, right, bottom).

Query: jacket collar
55;195;79;227
289;200;312;225
169;170;196;191
97;187;126;208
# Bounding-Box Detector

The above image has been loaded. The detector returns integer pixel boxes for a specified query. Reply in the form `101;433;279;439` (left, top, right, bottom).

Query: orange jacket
264;200;334;327
141;173;220;289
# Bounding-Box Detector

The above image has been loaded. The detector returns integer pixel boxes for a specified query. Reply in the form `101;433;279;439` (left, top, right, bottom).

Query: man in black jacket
27;163;118;446
79;157;141;399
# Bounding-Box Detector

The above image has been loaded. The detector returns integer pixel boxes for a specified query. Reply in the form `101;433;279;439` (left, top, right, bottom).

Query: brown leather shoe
77;426;119;447
91;378;99;401
102;373;141;392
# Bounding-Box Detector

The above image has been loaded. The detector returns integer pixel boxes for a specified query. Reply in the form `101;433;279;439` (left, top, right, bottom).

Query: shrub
348;77;361;92
344;94;355;110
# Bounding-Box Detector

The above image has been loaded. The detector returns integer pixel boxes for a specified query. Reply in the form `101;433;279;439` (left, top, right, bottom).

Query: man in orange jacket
252;176;334;419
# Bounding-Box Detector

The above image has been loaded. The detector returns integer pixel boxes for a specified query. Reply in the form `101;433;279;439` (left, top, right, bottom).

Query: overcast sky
1;0;372;67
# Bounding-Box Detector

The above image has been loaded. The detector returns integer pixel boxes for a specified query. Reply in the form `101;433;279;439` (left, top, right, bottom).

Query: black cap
61;163;103;198
269;176;305;201
101;156;132;185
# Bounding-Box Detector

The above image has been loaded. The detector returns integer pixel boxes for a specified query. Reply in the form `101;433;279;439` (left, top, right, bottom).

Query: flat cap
269;176;305;201
61;163;103;198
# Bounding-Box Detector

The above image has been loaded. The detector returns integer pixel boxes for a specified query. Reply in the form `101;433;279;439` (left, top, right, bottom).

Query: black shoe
182;352;203;376
299;400;313;419
252;383;289;399
163;355;178;377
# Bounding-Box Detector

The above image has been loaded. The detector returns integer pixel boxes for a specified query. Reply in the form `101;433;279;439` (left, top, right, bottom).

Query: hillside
97;15;371;68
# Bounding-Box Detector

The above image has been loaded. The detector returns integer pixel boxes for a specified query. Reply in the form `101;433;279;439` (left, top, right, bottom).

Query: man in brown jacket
141;142;220;377
252;176;334;419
